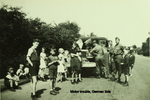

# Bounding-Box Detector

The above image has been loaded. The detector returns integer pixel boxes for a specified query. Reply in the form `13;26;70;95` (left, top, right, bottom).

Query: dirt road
1;55;150;100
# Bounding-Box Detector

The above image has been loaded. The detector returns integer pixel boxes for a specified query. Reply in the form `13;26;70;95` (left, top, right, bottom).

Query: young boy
24;66;30;79
122;50;130;86
16;64;25;79
4;67;21;92
128;48;135;76
47;48;59;95
26;39;40;98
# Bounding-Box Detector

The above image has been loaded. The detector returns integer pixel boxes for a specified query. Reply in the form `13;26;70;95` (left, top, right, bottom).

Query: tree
0;5;81;78
141;37;150;56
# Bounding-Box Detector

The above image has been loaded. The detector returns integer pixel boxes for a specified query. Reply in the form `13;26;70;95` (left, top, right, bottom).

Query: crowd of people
4;37;135;99
90;37;135;86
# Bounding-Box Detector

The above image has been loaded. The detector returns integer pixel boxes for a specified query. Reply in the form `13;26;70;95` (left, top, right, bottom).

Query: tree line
0;5;80;78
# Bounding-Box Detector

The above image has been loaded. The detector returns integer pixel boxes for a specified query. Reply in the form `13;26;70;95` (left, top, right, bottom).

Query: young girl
63;50;70;79
4;67;21;92
70;42;81;84
47;48;59;95
57;48;65;82
39;47;47;81
76;51;82;82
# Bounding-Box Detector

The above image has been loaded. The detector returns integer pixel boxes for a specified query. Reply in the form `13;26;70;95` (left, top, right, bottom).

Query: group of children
4;38;83;99
4;64;30;92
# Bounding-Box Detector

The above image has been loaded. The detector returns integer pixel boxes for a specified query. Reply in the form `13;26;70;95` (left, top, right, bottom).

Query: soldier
101;42;109;79
90;40;105;78
107;40;116;80
113;37;124;83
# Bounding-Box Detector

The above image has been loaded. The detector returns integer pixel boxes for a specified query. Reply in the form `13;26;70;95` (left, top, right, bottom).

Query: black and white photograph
0;0;150;100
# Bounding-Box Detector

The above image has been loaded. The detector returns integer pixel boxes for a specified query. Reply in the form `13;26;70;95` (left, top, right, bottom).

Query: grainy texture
1;55;150;100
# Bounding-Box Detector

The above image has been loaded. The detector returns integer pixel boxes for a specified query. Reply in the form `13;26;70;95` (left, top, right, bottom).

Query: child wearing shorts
47;48;59;95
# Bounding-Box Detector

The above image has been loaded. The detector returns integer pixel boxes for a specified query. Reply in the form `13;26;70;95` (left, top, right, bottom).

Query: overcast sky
1;0;150;47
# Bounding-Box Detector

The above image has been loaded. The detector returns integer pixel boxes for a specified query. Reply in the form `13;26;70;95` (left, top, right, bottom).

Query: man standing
90;40;105;78
113;37;124;83
26;39;40;98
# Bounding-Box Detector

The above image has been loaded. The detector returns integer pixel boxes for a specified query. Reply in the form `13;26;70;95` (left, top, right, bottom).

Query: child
70;42;81;84
122;50;130;86
47;48;59;95
39;47;47;81
24;66;30;79
16;64;25;79
57;48;65;82
63;50;70;79
26;39;40;98
76;51;82;82
4;67;21;92
128;48;135;76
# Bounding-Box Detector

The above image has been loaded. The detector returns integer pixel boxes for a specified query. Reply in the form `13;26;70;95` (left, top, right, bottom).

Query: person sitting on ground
4;67;21;92
16;64;26;79
24;66;30;79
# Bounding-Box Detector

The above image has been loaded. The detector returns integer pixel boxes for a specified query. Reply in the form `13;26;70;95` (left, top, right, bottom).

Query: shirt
16;69;24;76
27;46;39;61
113;43;124;55
6;72;19;81
48;55;58;70
90;44;105;58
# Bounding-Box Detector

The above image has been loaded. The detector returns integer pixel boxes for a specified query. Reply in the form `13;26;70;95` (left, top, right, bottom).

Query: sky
1;0;150;47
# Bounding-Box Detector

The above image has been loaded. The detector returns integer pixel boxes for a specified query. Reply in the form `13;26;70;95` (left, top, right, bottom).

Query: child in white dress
57;48;65;82
63;50;70;79
39;47;47;81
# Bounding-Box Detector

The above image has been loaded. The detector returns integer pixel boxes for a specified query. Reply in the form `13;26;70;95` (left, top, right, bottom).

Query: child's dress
57;54;65;73
39;52;47;69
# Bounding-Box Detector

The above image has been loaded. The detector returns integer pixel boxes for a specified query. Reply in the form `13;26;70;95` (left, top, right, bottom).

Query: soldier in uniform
26;39;40;98
90;40;105;78
107;40;116;80
113;37;124;83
